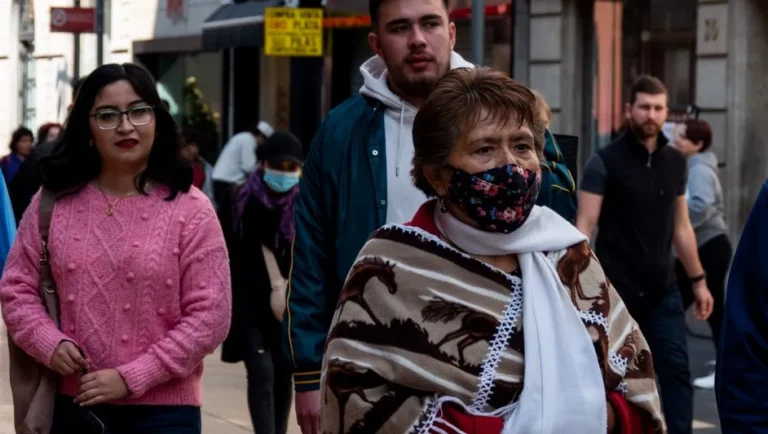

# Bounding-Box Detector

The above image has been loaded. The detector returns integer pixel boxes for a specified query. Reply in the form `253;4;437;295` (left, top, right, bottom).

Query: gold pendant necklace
98;182;138;216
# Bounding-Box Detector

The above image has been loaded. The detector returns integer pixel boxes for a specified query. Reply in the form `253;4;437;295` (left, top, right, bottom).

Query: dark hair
629;75;667;104
36;123;62;145
249;123;265;139
9;127;34;154
412;67;546;197
369;0;450;27
181;127;200;147
683;119;713;152
41;63;192;200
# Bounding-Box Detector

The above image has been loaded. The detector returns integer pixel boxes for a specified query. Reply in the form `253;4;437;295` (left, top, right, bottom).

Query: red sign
50;7;96;33
167;0;184;19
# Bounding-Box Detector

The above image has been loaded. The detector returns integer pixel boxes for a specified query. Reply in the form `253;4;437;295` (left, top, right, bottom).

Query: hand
607;399;616;433
75;369;130;407
50;341;89;376
295;390;321;434
692;281;714;320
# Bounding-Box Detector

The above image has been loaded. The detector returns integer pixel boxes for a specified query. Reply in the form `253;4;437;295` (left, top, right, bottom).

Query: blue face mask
263;168;300;193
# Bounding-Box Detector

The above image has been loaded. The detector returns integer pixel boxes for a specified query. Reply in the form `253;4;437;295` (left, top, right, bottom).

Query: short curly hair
411;67;547;197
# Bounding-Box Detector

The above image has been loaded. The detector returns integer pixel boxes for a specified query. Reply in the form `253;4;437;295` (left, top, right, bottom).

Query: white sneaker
693;372;715;389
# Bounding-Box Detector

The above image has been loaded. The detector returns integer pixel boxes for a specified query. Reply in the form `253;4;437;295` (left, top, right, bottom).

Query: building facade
0;0;296;161
515;0;768;240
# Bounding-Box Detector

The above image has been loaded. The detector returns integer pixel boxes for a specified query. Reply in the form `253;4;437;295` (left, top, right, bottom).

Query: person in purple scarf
220;131;304;434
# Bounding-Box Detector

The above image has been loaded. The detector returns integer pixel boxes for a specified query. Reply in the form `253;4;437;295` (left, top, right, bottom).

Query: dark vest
595;132;687;300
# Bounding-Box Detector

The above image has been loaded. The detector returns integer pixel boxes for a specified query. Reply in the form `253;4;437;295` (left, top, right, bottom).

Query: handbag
261;245;287;322
7;189;105;434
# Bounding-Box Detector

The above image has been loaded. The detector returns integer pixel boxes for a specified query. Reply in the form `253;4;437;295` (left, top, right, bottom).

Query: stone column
522;0;591;141
527;0;564;131
0;0;21;153
719;0;768;239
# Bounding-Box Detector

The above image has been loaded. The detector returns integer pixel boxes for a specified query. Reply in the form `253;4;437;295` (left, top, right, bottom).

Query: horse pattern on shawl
320;224;664;434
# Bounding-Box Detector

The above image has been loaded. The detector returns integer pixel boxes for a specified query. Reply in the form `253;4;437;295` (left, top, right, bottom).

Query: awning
202;1;280;51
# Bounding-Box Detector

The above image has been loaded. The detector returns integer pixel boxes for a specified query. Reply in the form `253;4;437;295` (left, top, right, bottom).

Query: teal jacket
283;96;577;391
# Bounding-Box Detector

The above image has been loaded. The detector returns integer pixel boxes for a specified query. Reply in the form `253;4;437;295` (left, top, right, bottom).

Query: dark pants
244;328;293;434
674;234;732;351
619;287;693;434
52;394;201;434
213;180;233;208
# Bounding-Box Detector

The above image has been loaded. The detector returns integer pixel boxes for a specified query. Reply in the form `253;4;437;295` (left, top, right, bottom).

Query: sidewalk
200;350;301;433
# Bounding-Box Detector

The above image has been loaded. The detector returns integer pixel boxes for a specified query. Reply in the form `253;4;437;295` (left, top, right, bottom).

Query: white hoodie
359;52;474;224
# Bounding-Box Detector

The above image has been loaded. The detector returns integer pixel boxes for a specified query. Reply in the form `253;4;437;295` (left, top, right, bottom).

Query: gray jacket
687;151;728;246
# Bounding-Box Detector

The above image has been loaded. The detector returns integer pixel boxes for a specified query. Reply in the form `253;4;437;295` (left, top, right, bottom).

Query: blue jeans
618;287;693;434
52;394;201;434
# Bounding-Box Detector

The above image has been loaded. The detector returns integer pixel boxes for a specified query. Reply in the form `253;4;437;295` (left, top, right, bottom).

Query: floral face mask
446;164;542;234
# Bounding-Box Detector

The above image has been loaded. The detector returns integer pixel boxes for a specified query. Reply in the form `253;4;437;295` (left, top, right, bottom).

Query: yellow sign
265;7;323;57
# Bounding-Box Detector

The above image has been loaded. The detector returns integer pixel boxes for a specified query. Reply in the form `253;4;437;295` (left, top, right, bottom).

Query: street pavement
0;321;719;433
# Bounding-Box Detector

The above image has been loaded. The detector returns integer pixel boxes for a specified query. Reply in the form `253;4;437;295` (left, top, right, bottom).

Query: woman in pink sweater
0;63;231;434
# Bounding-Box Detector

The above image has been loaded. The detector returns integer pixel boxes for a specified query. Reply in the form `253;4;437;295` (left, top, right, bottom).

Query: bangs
458;88;545;156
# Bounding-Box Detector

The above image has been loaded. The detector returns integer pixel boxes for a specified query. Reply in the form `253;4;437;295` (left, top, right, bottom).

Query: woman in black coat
221;132;304;434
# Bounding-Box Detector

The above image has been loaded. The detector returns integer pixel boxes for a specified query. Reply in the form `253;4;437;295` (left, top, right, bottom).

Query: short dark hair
181;127;201;147
36;123;62;145
9;127;33;155
41;63;192;200
369;0;450;27
629;75;667;104
412;67;547;197
683;119;713;152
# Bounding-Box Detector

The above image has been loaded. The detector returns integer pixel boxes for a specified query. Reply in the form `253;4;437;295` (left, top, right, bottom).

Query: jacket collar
622;129;669;155
406;200;440;236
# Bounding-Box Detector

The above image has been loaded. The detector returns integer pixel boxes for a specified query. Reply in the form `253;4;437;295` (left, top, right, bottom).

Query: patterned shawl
319;211;665;433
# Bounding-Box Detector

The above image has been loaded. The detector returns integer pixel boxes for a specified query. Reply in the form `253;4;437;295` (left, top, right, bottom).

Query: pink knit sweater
0;185;231;406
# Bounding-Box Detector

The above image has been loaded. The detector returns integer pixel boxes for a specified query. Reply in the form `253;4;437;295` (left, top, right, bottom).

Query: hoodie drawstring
396;103;405;177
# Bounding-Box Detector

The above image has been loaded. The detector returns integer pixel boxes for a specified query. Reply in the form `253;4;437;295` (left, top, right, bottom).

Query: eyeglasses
90;105;155;130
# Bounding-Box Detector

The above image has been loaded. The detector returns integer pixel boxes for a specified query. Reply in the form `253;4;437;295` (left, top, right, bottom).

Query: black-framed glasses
90;105;155;130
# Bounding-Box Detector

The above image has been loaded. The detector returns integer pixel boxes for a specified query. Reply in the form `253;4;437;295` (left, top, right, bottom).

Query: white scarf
434;205;607;434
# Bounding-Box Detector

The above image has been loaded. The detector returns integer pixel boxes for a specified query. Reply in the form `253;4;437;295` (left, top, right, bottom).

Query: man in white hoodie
284;2;466;433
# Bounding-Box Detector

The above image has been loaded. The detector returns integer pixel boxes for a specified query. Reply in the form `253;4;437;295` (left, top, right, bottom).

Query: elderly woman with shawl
319;68;665;434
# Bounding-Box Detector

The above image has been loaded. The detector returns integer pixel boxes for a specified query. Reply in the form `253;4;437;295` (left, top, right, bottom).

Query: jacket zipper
647;153;652;168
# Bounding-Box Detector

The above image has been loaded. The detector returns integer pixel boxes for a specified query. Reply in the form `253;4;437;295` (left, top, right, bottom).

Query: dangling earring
439;197;448;214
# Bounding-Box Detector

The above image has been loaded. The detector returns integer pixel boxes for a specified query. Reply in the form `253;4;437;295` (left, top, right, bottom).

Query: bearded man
576;74;713;434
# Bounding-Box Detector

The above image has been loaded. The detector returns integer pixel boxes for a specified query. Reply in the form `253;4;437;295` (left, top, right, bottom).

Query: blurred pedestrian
716;179;768;432
211;121;274;206
180;128;215;203
9;123;63;224
221;131;303;434
531;89;578;221
0;63;231;434
672;119;731;390
0;173;15;270
576;75;712;434
37;123;63;146
1;127;34;184
285;2;577;433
